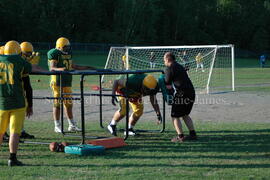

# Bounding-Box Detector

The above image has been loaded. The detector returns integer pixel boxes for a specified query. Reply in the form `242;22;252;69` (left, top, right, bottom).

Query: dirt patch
31;90;270;125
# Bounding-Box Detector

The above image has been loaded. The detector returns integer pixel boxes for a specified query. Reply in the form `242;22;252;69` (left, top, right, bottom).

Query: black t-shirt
164;62;195;94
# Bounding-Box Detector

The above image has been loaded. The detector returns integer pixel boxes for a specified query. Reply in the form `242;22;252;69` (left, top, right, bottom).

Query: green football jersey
0;55;32;110
47;48;73;87
118;74;146;97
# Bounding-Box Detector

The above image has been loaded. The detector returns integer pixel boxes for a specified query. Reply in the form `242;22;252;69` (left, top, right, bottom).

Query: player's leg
9;108;25;166
51;85;62;133
182;94;197;140
196;63;199;72
182;115;197;140
53;107;61;131
125;99;143;136
63;87;80;132
200;63;205;72
170;103;187;142
0;110;9;145
172;117;184;135
108;96;126;136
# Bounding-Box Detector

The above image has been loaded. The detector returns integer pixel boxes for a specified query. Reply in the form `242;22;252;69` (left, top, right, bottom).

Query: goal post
102;45;234;94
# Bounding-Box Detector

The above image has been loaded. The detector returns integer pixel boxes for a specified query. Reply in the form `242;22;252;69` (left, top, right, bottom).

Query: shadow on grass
199;129;270;134
7;128;269;170
105;163;270;169
119;131;270;154
18;162;270;169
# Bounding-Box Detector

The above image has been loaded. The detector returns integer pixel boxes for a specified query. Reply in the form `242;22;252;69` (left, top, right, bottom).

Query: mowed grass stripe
1;121;269;180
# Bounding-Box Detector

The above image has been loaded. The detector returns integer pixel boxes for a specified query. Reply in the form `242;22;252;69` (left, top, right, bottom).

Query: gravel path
31;90;270;124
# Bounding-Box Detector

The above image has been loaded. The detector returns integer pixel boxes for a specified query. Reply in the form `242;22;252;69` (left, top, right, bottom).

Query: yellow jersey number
0;63;14;84
63;60;72;70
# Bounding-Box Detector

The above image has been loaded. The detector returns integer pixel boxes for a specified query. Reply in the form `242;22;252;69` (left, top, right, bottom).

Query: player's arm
164;68;173;90
71;64;96;70
112;79;125;96
111;78;125;106
150;95;162;124
49;60;65;71
22;60;34;117
22;76;33;117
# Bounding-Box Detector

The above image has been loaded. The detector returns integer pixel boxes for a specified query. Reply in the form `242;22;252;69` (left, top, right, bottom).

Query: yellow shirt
122;55;126;62
196;54;203;63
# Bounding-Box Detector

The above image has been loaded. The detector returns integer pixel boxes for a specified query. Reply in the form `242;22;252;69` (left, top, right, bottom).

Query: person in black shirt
163;52;197;142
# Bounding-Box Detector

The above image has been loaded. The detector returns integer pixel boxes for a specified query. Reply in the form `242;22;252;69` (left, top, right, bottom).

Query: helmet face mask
142;84;159;96
23;51;32;57
20;42;33;57
62;45;72;54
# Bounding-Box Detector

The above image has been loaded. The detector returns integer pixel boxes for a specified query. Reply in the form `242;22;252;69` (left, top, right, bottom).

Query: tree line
0;0;270;53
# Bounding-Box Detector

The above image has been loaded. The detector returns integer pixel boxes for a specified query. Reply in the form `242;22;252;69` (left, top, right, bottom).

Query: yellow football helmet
143;74;157;89
20;42;33;53
4;40;21;55
0;46;4;55
56;37;70;51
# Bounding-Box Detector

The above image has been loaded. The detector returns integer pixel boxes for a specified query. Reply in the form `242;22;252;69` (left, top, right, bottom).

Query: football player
107;74;162;136
195;53;204;72
48;37;95;133
19;41;42;138
0;41;32;166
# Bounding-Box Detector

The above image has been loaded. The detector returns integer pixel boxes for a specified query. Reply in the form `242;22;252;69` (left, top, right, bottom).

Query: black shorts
171;93;195;118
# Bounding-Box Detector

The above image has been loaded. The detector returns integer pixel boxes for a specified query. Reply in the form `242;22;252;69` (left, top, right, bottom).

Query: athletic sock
9;153;17;160
68;119;75;126
128;124;133;129
54;120;60;127
110;120;117;126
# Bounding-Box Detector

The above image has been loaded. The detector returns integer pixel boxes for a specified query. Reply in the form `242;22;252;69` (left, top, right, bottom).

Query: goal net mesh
102;45;233;93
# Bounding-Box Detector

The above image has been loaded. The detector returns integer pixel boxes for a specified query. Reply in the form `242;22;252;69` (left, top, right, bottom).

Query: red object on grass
91;85;100;91
86;137;127;149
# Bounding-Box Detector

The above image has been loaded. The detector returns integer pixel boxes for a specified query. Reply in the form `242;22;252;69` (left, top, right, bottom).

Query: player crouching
107;74;162;136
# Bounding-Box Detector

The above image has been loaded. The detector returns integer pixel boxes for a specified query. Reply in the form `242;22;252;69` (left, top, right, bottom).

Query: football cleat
68;125;81;132
124;128;137;136
8;159;23;167
171;135;185;143
20;131;35;139
54;126;62;133
107;124;117;136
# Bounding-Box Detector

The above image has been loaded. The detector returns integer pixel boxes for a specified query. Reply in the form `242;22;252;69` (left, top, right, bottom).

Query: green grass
1;121;270;180
1;54;269;179
32;53;270;92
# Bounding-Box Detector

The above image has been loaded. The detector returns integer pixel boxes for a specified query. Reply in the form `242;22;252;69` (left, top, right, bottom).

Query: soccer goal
102;45;234;94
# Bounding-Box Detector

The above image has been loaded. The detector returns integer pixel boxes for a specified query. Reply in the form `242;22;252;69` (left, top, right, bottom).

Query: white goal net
102;45;234;94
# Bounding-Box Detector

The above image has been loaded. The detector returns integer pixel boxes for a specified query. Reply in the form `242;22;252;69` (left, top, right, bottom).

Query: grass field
31;52;270;92
1;121;270;180
0;52;269;179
